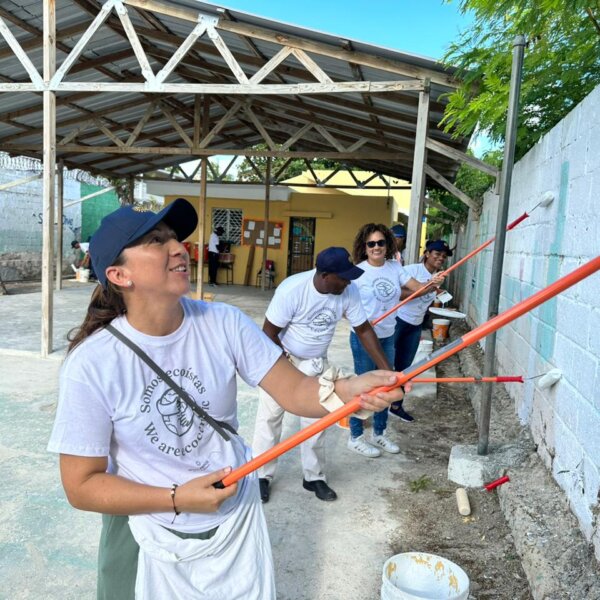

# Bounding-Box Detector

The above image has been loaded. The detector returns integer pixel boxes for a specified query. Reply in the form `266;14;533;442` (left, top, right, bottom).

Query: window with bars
212;208;243;245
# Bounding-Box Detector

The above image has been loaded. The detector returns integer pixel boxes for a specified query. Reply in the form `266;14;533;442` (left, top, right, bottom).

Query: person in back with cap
47;201;405;599
390;224;406;265
347;224;445;457
252;247;393;503
391;239;452;421
208;225;225;286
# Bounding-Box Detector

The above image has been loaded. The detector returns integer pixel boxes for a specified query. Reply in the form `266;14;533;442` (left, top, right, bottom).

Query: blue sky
215;0;473;61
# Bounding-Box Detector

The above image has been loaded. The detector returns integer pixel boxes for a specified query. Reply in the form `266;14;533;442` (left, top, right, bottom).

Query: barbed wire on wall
0;152;109;187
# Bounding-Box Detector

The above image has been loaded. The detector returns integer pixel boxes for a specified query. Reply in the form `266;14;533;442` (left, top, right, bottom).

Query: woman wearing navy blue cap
390;239;452;420
47;199;405;599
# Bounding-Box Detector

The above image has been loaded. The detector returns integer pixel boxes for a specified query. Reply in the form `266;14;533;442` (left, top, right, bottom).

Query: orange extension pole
411;376;523;384
371;211;531;327
217;256;600;488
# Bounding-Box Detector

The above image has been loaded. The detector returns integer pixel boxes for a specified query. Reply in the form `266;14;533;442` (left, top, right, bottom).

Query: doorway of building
287;217;316;276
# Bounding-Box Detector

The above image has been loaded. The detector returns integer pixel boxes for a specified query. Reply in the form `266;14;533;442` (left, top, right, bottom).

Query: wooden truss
0;0;496;355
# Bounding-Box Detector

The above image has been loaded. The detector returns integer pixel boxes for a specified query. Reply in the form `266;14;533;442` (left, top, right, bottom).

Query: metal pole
478;35;526;455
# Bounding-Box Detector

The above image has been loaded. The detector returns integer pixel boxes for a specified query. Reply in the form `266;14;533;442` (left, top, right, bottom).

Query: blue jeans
349;332;395;438
394;317;423;372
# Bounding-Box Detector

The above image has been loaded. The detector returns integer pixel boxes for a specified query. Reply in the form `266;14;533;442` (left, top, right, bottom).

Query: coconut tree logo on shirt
156;389;195;436
372;278;396;301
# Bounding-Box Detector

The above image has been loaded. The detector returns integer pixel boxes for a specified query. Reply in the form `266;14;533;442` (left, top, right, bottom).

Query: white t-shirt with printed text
354;260;411;338
48;298;282;533
396;262;437;326
266;269;367;359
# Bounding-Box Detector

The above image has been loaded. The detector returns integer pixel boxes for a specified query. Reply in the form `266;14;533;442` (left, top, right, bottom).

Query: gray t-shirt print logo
373;278;395;300
156;389;195;436
308;307;336;333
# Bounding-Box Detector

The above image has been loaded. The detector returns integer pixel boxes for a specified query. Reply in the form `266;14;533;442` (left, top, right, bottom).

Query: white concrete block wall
0;169;81;281
454;84;600;559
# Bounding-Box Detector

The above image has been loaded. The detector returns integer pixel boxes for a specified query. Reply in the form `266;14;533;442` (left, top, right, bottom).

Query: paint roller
537;368;563;389
372;193;556;328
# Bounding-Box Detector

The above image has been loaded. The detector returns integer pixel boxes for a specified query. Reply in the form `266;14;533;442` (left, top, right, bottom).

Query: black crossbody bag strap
105;324;236;442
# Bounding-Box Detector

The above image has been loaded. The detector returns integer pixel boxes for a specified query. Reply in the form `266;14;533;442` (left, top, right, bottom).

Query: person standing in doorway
252;247;392;503
208;225;224;286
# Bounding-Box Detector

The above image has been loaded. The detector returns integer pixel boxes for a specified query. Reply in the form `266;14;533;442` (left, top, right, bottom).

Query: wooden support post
41;0;56;357
195;94;210;299
55;160;64;290
196;157;207;298
406;81;430;265
261;158;271;291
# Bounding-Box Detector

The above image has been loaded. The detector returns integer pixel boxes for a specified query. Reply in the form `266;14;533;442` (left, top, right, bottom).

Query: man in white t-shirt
208;226;224;286
252;247;392;502
71;240;90;268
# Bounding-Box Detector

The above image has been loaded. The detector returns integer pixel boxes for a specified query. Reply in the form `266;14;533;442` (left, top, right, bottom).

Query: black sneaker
389;402;415;422
259;478;270;503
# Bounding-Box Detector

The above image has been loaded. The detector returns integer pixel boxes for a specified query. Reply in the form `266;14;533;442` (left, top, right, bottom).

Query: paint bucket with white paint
432;319;450;341
78;268;90;283
381;552;469;600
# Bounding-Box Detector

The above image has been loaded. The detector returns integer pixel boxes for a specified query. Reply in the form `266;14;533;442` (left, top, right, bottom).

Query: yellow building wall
165;191;390;286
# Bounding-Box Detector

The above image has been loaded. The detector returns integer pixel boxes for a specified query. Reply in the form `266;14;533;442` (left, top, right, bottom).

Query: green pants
97;515;218;600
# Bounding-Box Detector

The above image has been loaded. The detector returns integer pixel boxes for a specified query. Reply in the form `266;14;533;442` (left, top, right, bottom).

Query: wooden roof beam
123;0;461;88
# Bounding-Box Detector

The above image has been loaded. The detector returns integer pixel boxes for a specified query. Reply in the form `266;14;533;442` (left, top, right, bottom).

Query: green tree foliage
236;144;340;182
442;1;600;159
426;149;502;237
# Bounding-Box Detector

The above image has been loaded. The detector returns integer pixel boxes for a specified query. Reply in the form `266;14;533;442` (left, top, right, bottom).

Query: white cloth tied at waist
128;440;275;600
286;352;370;419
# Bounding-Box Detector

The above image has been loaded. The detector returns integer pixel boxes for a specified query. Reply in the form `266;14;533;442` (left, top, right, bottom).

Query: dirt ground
381;337;532;599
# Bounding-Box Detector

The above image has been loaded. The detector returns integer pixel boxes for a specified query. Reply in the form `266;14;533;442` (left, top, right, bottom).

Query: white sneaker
347;435;381;458
371;434;401;454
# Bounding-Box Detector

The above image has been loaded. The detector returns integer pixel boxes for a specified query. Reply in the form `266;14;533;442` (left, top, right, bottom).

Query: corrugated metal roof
0;0;473;183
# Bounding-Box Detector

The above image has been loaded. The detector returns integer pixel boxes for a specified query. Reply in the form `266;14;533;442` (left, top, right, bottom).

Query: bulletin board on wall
242;218;284;249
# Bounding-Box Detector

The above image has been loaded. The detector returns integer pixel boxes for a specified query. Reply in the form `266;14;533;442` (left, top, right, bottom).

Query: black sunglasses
366;239;386;248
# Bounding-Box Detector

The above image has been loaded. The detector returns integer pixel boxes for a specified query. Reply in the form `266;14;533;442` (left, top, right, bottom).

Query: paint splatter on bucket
432;319;450;341
381;552;469;600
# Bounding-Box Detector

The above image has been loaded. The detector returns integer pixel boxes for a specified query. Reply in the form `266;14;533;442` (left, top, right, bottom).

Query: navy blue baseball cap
90;198;198;288
425;239;453;256
315;247;363;280
391;224;406;238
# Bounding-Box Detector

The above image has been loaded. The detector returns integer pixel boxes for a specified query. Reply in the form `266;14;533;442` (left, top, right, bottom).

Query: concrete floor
0;280;437;600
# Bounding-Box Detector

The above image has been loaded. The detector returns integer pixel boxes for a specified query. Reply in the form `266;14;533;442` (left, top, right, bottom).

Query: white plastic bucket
78;268;90;283
418;340;433;355
381;552;469;600
432;319;450;341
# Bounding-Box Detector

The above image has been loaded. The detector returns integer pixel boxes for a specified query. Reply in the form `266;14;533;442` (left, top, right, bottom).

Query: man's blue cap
391;224;406;238
425;239;453;256
90;198;198;288
315;247;363;280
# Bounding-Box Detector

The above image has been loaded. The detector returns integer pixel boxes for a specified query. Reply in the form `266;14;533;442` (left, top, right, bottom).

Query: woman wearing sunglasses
347;223;445;458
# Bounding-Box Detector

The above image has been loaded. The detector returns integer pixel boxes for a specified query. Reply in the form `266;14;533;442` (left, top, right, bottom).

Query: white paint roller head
538;368;562;389
539;191;555;207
